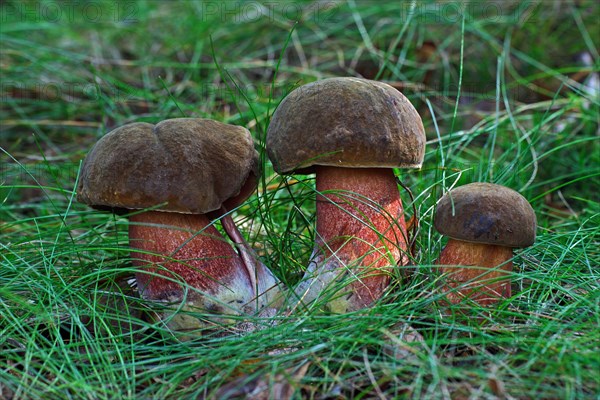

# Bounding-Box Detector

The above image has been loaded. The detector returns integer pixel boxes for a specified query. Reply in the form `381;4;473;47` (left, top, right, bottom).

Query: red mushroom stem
437;238;513;306
295;166;408;312
129;211;257;316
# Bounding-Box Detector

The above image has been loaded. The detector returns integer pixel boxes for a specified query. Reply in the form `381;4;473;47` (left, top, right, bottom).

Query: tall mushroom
267;77;425;313
78;118;281;331
434;183;537;306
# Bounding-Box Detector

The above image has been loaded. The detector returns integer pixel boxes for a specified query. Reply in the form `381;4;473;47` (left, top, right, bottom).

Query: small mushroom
434;183;537;306
267;77;425;313
78;118;281;331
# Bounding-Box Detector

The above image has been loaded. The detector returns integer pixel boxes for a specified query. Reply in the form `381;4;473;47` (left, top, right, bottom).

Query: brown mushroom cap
77;118;259;214
266;77;426;174
434;183;537;248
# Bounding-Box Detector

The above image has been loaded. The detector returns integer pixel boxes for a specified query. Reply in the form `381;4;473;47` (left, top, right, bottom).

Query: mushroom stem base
129;211;258;328
294;166;407;313
436;239;513;306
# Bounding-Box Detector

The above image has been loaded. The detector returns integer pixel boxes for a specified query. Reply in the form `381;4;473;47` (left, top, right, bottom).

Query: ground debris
211;362;309;400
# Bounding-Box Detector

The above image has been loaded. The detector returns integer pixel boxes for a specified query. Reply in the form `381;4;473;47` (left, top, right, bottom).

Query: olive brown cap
266;77;426;174
434;183;536;248
77;118;259;214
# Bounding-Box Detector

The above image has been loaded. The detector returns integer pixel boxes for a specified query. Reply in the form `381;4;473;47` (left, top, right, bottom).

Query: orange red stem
295;166;407;312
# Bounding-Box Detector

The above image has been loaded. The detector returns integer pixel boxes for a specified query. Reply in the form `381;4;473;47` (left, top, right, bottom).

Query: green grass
1;1;599;399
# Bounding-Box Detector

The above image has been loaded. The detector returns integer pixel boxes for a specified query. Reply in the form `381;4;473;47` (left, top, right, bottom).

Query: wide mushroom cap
77;118;259;214
266;77;426;174
434;183;537;247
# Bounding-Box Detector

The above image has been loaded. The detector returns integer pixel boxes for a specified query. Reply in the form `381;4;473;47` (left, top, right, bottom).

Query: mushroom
78;118;281;331
434;182;537;306
267;77;425;313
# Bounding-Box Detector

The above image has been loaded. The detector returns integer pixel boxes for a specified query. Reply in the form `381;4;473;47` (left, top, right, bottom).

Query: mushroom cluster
78;77;538;334
78;118;281;331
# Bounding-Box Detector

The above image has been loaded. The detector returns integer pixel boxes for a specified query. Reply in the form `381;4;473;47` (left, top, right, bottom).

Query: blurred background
2;0;598;216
